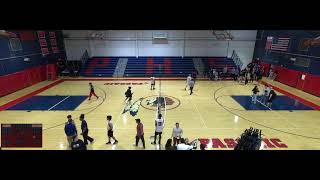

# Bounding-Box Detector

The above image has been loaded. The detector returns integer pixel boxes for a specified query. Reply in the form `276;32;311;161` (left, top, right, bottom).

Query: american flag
265;36;290;51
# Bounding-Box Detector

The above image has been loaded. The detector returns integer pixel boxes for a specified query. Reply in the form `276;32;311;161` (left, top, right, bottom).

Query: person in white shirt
172;122;183;146
245;71;250;85
214;70;219;81
177;138;194;150
185;74;192;90
151;114;164;145
150;76;155;90
188;79;195;95
268;69;274;80
106;115;118;145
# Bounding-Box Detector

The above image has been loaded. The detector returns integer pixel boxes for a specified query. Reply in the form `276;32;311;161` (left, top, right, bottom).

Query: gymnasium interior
0;30;320;150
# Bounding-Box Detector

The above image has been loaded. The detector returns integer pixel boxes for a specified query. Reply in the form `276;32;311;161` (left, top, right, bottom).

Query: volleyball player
88;82;99;100
124;86;133;104
185;74;192;90
267;87;277;108
189;78;195;95
106;115;118;145
150;76;155;90
252;85;259;104
151;114;164;145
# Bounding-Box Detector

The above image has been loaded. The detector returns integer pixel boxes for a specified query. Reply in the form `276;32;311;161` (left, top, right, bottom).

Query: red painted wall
0;64;57;97
302;73;320;97
274;66;301;87
265;64;320;97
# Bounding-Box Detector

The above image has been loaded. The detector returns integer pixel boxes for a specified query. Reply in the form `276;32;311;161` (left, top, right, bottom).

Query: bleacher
124;57;196;77
80;57;118;77
80;56;236;77
203;57;237;73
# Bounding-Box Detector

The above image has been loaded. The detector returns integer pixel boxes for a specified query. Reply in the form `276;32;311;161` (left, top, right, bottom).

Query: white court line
114;97;132;129
250;95;272;110
189;95;208;128
47;96;70;111
251;95;298;128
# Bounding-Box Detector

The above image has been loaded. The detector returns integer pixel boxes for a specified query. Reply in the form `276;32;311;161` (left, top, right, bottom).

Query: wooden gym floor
0;77;320;150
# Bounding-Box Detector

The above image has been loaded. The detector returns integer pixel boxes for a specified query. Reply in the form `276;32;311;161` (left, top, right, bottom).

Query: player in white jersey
151;114;164;145
150;76;155;90
185;74;192;90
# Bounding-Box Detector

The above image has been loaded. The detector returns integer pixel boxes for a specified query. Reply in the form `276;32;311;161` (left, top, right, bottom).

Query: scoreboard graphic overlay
1;124;42;148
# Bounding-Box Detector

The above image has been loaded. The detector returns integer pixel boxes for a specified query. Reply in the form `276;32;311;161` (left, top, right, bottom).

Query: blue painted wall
253;30;320;75
0;30;66;76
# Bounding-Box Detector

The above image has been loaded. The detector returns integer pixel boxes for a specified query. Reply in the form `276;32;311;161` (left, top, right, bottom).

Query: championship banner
39;39;47;47
52;46;59;53
41;47;49;56
49;31;56;38
37;31;46;39
49;31;59;53
50;39;57;46
38;31;49;56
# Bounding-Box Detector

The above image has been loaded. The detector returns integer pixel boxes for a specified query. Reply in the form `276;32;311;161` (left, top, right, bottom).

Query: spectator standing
172;123;183;146
64;115;77;148
79;114;94;145
135;119;145;149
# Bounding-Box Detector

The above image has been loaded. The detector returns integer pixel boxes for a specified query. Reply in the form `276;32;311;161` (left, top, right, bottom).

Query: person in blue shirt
64;115;77;148
79;114;94;145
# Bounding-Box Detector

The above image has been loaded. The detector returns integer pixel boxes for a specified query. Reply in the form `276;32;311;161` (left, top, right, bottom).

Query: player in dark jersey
124;86;133;104
252;85;259;104
267;88;277;108
88;82;99;100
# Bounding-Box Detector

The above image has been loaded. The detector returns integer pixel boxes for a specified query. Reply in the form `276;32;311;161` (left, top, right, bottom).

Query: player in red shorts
88;82;99;100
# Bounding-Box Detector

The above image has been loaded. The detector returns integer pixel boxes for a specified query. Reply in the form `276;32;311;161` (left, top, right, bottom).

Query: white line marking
251;95;297;128
114;97;131;129
47;96;70;111
250;95;272;110
189;95;208;128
